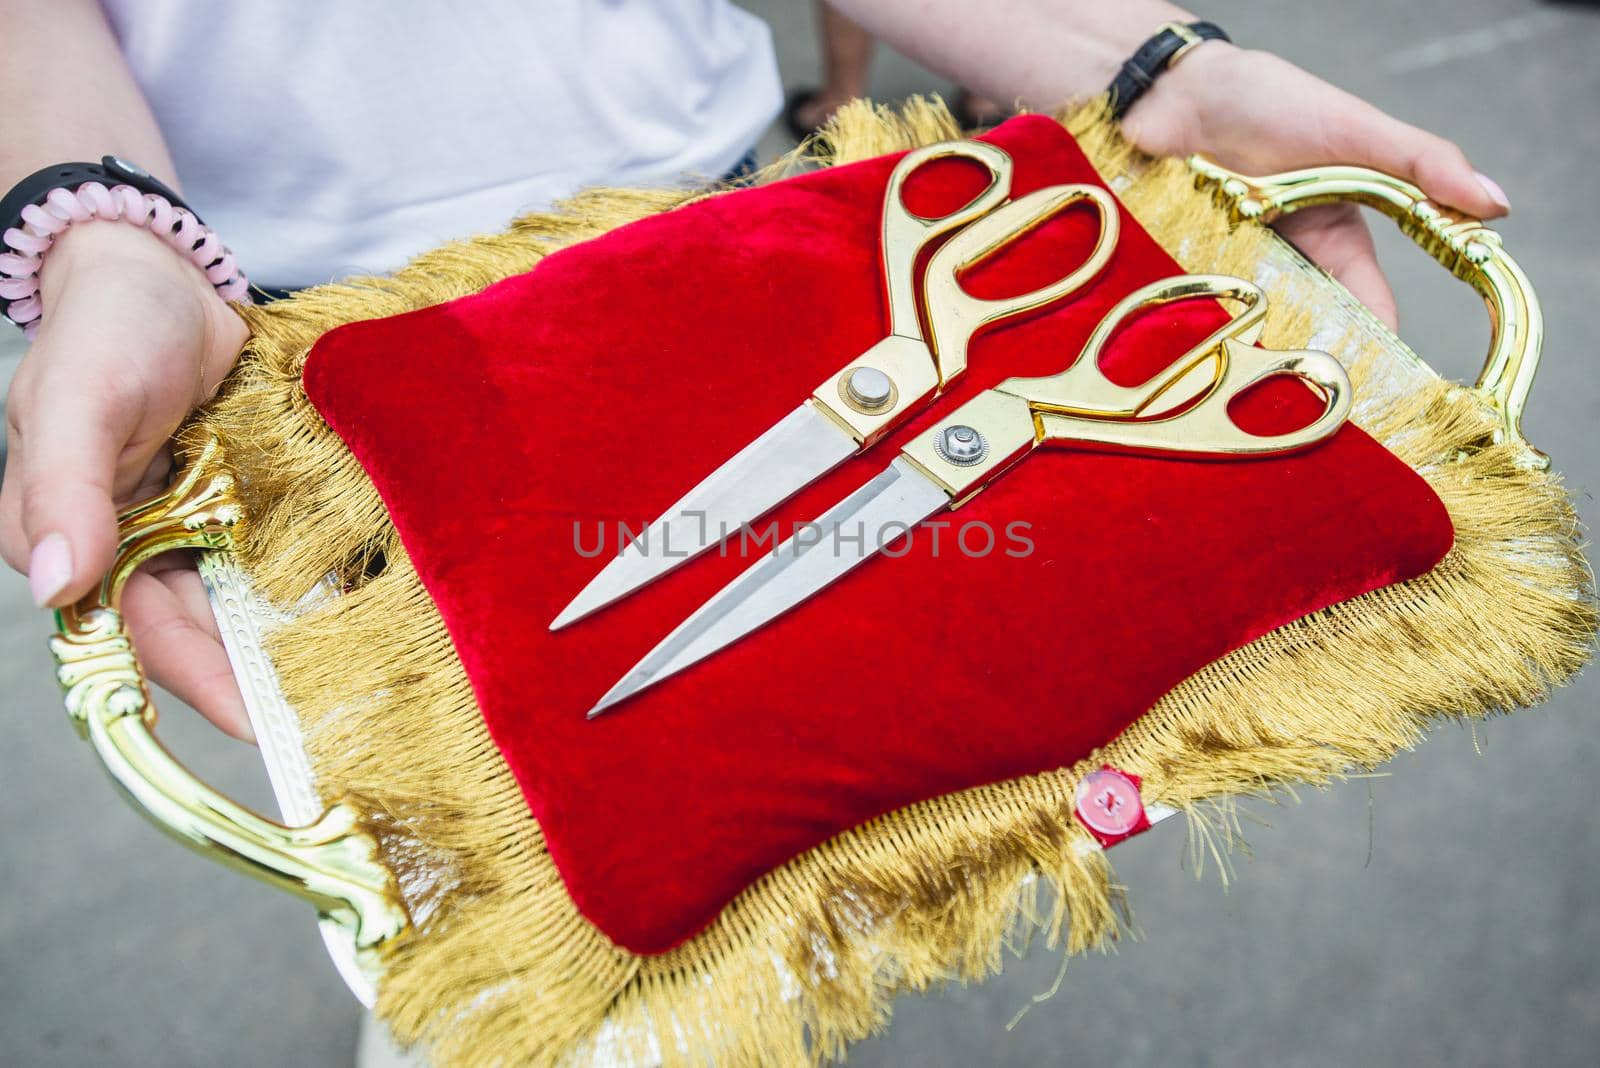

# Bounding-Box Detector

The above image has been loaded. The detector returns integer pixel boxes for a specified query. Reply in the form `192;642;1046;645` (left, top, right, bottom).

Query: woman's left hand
1120;41;1511;329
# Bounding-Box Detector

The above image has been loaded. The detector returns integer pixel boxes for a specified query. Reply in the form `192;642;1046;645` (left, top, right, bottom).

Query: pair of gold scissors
587;275;1353;716
550;139;1120;629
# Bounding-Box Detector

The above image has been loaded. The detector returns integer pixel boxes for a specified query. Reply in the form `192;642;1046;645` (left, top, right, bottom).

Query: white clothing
101;1;781;286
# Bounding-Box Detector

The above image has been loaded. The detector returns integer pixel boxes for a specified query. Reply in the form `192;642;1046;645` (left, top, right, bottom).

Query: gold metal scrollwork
1188;156;1545;466
49;439;408;976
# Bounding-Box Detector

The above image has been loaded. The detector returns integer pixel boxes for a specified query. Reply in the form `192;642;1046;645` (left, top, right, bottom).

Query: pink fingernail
28;533;73;606
1475;172;1511;213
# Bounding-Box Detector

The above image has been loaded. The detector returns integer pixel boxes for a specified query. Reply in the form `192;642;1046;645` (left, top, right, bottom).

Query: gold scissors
588;274;1353;715
551;139;1120;628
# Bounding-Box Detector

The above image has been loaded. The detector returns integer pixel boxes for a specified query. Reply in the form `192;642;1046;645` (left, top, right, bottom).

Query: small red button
1074;768;1144;838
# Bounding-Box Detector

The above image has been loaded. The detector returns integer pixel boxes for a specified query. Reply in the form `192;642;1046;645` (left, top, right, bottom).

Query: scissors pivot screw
933;424;989;466
842;366;896;413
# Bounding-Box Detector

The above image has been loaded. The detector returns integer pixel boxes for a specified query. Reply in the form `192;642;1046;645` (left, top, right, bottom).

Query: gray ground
2;1;1597;1065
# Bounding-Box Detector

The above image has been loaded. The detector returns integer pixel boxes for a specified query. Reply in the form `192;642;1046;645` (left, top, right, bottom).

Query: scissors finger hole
1093;291;1258;390
950;196;1110;302
896;155;1005;223
1225;371;1342;438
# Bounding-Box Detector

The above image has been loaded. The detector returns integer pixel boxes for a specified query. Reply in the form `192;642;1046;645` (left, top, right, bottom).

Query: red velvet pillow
302;116;1453;954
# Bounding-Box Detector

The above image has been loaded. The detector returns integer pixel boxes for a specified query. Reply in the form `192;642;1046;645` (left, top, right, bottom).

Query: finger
122;563;253;742
7;329;154;608
10;386;127;608
1321;97;1509;219
1275;205;1398;331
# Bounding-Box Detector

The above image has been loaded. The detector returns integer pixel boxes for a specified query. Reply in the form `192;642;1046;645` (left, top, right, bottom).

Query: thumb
1323;98;1511;220
13;351;141;609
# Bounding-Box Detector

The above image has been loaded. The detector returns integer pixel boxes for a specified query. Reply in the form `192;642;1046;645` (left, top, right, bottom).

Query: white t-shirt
100;1;782;288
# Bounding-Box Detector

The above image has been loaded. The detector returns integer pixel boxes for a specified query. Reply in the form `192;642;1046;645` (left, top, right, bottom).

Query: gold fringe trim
190;98;1596;1067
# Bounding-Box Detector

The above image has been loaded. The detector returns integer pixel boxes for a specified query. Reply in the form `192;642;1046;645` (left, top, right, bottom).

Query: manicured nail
28;532;73;606
1475;172;1511;213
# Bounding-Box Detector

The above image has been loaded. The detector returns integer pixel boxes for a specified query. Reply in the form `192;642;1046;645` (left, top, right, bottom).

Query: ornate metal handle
1188;157;1544;464
49;438;408;981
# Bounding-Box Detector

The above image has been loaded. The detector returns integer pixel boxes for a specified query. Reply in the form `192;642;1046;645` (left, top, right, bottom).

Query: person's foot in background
951;88;1010;130
785;1;1012;141
785;2;872;139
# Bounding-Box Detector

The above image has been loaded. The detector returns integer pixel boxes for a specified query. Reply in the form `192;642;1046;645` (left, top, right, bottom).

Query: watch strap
0;156;197;238
1107;20;1232;120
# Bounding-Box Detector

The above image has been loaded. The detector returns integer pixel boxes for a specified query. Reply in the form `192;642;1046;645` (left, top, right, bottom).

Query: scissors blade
587;456;949;717
551;403;858;630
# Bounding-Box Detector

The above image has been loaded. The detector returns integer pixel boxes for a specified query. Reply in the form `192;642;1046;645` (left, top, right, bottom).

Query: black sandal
783;87;825;142
952;89;1012;131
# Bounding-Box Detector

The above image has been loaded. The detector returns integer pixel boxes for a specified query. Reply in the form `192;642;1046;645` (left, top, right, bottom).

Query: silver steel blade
551;403;858;630
588;456;949;717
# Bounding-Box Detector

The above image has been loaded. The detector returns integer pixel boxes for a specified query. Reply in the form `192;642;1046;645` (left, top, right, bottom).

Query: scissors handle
1032;337;1351;458
1006;274;1351;457
901;274;1352;502
1000;274;1266;420
880;140;1013;340
920;184;1119;386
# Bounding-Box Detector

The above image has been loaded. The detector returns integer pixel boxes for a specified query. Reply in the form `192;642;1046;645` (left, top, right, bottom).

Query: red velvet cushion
303;116;1454;954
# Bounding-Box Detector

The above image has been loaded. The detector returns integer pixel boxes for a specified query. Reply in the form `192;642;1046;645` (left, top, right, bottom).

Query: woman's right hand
1;221;255;739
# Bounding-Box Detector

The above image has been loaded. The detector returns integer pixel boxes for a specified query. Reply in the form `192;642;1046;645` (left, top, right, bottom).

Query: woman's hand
1;222;254;739
835;0;1507;324
1121;42;1512;328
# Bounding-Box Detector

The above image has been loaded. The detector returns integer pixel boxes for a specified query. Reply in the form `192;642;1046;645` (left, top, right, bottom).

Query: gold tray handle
1187;157;1544;465
48;439;409;973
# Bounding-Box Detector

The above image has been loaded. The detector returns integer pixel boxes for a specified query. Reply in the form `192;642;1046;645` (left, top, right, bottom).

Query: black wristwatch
1106;21;1232;120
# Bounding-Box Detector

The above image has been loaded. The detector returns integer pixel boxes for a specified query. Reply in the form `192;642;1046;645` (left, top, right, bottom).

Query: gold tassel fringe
190;98;1596;1067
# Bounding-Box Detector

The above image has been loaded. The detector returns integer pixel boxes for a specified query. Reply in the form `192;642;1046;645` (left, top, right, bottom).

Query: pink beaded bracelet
0;181;250;340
